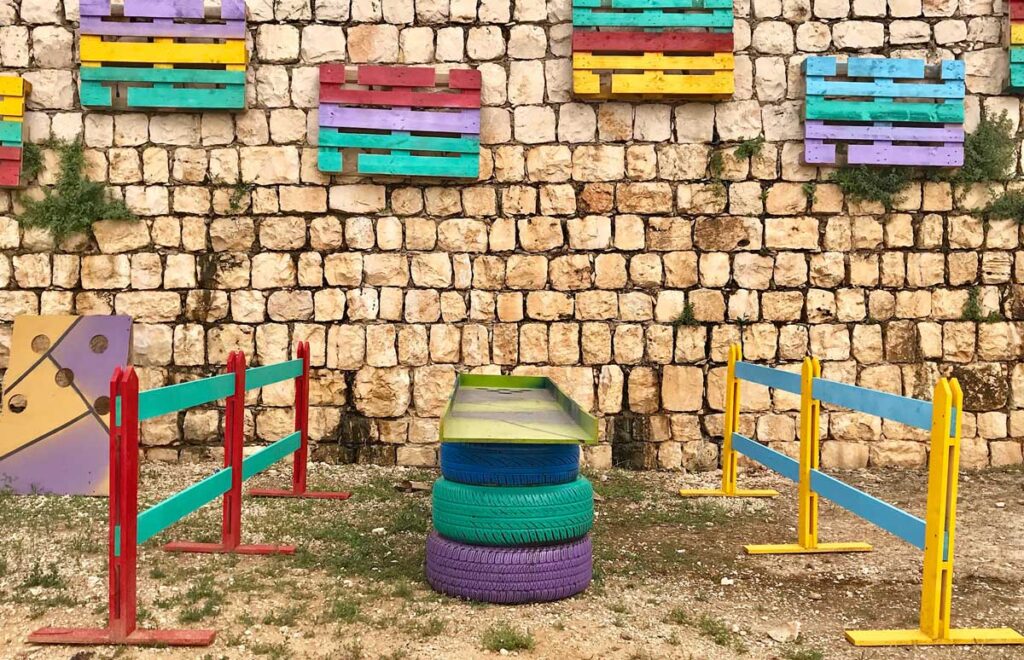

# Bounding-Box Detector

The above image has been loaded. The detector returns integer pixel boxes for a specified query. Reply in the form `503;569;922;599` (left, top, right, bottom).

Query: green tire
431;476;594;546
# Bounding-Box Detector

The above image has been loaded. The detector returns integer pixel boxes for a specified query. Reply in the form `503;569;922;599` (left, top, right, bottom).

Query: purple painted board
320;106;481;134
49;315;133;404
80;0;113;16
0;416;109;496
805;120;964;143
80;16;247;38
123;0;205;18
847;144;963;167
221;0;247;19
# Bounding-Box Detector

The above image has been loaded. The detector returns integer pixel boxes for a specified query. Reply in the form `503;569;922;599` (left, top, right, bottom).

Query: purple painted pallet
804;120;964;167
319;106;481;134
81;0;245;19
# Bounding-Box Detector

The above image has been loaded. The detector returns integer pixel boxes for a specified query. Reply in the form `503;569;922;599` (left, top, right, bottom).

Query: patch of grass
985;189;1024;223
340;639;364;660
481;622;535;652
607;601;629;614
666;607;690;625
262;604;304;627
698;615;747;654
18;140;134;240
326;599;360;624
709;150;724;178
20;562;65;589
962;286;1003;322
734;136;765;160
390;501;429;534
0;557;7;577
829;165;911;210
179;576;224;623
21;142;44;182
228;181;255;211
391;581;414;600
416;616;446;638
782;646;825;660
249;641;292;659
588;470;651;502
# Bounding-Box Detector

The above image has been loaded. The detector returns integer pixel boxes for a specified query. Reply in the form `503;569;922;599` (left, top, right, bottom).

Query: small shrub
734;136;765;160
21;562;65;589
951;110;1016;187
709;151;724;178
326;599;360;623
985;190;1024;223
802;182;817;204
962;286;1003;323
20;142;44;183
18;140;133;240
829;166;911;210
666;607;690;625
675;302;697;327
698;615;747;654
481;622;535;652
417;616;446;638
782;646;825;660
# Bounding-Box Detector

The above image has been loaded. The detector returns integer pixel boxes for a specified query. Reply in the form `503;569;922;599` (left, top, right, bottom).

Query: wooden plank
80;35;247;66
0;159;19;187
574;52;733;71
732;433;800;483
1012;23;1024;44
320;130;480;153
572;7;734;27
804;56;963;80
357;65;437;87
1011;63;1024;89
804;121;964;142
574;0;732;6
123;0;205;19
812;378;937;431
318;148;343;172
0;121;23;144
572;30;733;53
734;362;801;394
609;69;734;95
1011;0;1024;20
0;97;24;117
810;469;927;550
126;85;245;109
136;467;232;544
449;68;482;90
0;76;25;97
241;432;301;480
80;81;114;107
320;105;480;134
81;66;245;84
138;373;235;421
320;87;480;109
806;77;963;99
245;360;303;391
845;143;963;167
804;96;964;123
357;153;479;178
1011;48;1024;64
79;16;247;39
0;146;20;161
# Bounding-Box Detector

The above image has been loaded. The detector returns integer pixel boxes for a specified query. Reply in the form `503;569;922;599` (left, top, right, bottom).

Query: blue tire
440;443;580;486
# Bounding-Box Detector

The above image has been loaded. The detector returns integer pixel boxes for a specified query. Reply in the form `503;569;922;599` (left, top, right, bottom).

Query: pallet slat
572;7;734;27
317;65;481;179
802;56;965;168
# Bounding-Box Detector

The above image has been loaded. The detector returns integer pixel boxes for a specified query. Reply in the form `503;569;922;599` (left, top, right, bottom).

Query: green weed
326;599;360;624
962;286;1003;322
481;622;535;652
20;562;65;589
734;136;765;159
698;615;747;654
830;166;911;210
782;646;825;660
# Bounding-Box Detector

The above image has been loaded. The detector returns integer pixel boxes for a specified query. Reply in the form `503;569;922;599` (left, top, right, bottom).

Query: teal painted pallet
0;121;22;145
573;0;731;7
804;96;964;124
81;80;244;110
572;7;733;27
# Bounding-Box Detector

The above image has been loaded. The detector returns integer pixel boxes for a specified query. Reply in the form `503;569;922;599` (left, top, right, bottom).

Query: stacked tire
426;443;594;604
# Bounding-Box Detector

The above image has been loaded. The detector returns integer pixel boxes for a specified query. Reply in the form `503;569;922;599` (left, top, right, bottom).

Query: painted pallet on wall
79;0;247;111
0;76;28;188
802;57;966;167
571;0;735;99
317;65;482;179
1009;0;1024;90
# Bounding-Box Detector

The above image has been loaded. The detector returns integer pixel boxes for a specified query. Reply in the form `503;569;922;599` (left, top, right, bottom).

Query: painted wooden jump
682;344;1024;648
27;342;347;647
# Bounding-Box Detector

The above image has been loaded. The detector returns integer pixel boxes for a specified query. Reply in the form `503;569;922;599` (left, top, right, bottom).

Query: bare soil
1;463;1023;660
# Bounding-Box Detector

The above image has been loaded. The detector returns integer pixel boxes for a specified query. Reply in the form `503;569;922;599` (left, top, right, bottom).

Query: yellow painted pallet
80;35;246;67
1012;23;1024;44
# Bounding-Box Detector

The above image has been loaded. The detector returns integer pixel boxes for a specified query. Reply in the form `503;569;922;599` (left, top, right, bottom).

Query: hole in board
55;368;75;388
90;335;109;354
93;396;111;416
31;335;50;353
8;394;27;413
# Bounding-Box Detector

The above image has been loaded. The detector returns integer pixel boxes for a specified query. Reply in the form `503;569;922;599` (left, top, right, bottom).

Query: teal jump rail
242;432;301;480
138;374;236;421
734;362;802;395
135;468;234;546
811;378;957;435
244;360;303;391
732;434;799;482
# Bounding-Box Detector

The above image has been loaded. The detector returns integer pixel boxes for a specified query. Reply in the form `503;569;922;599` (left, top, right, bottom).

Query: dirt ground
1;462;1023;660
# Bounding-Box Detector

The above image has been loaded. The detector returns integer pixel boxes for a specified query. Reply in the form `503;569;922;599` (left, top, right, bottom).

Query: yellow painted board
1013;24;1024;44
611;70;734;95
574;52;734;71
0;360;91;458
744;542;873;555
679;488;779;497
573;70;601;94
0;76;24;98
2;316;76;384
846;627;1024;646
0;97;24;117
0;116;23;123
80;36;247;66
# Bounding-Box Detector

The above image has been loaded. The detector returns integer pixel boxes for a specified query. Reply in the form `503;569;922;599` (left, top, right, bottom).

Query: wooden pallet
80;0;247;111
803;57;965;167
0;77;28;189
317;65;481;179
571;0;734;99
1009;1;1024;90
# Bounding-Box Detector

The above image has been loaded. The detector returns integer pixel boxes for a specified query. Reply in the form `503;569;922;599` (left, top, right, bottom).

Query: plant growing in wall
18;140;133;240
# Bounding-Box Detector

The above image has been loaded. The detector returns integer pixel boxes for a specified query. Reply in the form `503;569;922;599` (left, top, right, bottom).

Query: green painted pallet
439;374;598;445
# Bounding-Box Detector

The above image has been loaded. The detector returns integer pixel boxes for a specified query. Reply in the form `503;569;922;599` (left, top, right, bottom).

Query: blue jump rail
812;378;957;435
734;362;802;395
134;468;234;547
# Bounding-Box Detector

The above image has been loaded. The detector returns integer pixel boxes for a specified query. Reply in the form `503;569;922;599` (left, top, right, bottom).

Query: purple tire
425;532;592;604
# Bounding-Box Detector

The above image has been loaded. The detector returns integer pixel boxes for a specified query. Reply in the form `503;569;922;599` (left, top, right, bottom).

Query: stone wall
0;0;1022;471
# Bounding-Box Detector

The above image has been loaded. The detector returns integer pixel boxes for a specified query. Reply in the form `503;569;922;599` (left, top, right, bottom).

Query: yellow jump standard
714;344;1024;648
679;345;778;499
